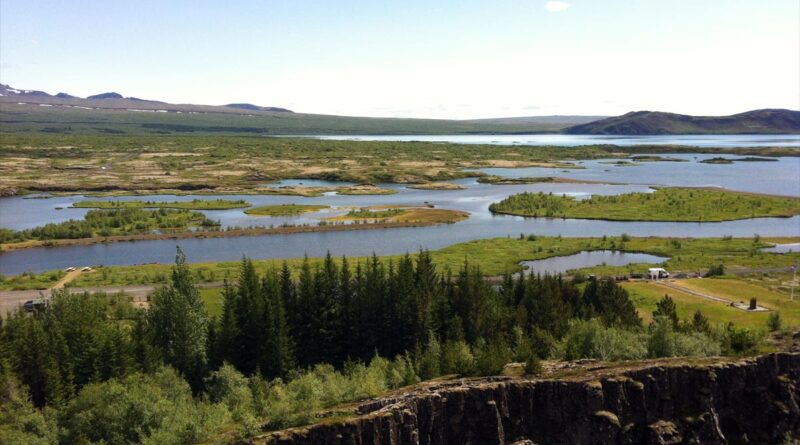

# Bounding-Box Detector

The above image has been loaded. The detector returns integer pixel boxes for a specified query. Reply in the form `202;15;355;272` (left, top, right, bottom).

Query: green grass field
623;279;799;329
3;235;787;291
489;188;800;222
244;204;329;216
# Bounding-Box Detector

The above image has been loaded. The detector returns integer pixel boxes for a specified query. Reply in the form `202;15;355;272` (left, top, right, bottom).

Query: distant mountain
0;85;50;97
466;115;608;126
87;92;123;100
225;103;293;113
564;109;800;135
0;83;294;115
4;83;795;136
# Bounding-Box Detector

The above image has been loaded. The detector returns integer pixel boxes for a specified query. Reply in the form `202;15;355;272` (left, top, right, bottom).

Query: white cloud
544;1;571;13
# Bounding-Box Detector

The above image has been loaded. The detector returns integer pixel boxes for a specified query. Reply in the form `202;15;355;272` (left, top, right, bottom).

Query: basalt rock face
263;353;800;445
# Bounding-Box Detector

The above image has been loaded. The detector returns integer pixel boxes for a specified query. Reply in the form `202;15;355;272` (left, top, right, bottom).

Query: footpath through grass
489;188;800;222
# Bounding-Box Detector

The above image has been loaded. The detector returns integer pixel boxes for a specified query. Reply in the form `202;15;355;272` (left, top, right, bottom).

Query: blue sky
1;0;798;118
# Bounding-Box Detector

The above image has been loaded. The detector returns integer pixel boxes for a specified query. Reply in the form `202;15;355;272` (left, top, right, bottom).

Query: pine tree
653;294;680;328
148;246;209;390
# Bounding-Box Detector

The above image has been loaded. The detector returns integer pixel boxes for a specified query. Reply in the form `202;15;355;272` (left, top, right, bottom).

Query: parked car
23;299;47;312
81;266;92;272
65;267;76;272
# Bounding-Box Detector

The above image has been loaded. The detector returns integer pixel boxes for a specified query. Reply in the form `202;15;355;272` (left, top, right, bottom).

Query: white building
649;268;670;280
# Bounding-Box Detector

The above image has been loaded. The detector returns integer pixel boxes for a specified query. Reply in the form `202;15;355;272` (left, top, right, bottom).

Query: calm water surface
520;250;668;275
2;147;799;274
311;134;800;148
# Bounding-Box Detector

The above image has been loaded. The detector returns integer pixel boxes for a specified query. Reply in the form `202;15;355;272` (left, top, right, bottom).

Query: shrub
0;374;57;445
562;319;647;361
767;312;782;332
417;334;442;380
720;324;761;355
58;367;229;445
705;264;725;277
205;363;254;423
473;338;512;376
524;356;543;376
440;340;475;375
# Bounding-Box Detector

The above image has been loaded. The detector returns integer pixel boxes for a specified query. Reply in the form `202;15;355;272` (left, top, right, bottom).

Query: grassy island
489;188;800;222
327;206;468;224
0;208;219;246
244;204;330;216
73;198;250;210
407;182;466;190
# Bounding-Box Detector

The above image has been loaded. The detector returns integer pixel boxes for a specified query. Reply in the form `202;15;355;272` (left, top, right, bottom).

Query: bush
721;324;761;355
705;264;725;277
524;356;543;376
205;363;255;422
417;334;442;380
767;312;782;332
0;374;57;445
58;367;229;445
473;338;512;376
263;355;420;429
562;319;647;361
440;340;475;375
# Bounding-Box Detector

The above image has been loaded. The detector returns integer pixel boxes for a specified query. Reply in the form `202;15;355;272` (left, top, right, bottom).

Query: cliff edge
260;352;800;444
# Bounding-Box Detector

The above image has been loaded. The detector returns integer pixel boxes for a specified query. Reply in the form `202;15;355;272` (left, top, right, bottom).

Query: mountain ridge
0;83;295;115
2;83;797;135
564;109;800;135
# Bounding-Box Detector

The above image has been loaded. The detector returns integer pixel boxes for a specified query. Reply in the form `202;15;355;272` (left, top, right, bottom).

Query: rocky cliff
261;353;800;445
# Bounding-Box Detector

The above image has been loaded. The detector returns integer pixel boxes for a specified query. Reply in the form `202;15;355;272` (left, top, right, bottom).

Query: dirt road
653;280;769;312
0;282;224;316
50;269;82;289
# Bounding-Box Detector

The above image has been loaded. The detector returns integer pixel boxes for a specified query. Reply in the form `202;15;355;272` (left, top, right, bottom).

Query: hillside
0;84;598;135
564;109;800;135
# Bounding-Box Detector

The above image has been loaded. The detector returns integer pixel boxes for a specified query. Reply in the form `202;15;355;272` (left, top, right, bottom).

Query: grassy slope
0;103;572;135
489;188;800;222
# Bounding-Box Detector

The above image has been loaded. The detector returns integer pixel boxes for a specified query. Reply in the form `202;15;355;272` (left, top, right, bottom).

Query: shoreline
0;213;469;252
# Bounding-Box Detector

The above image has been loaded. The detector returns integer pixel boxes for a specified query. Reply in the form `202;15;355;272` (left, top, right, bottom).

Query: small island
261;184;397;197
699;156;779;164
488;188;800;222
407;182;466;190
327;206;469;224
244;204;330;216
0;208;220;249
73;198;251;210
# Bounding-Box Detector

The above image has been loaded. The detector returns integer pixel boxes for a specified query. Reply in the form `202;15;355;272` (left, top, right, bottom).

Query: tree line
0;248;764;444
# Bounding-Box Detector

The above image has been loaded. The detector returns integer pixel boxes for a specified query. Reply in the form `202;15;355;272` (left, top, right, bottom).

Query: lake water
519;250;668;275
2;147;799;274
479;153;800;197
311;134;800;148
762;243;800;254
